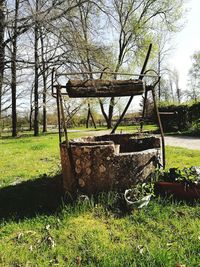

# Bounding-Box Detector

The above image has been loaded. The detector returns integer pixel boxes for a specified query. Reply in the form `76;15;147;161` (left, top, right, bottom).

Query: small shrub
158;101;200;133
187;120;200;136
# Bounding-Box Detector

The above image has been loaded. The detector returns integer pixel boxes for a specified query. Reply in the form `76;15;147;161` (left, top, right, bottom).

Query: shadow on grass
0;174;64;222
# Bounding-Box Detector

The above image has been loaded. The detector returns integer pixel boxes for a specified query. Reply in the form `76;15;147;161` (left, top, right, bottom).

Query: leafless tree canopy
0;0;190;134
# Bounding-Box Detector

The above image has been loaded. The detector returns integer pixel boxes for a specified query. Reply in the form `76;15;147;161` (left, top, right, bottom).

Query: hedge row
158;102;200;132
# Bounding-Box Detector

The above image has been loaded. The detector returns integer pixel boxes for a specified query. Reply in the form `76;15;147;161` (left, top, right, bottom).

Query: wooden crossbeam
66;79;144;97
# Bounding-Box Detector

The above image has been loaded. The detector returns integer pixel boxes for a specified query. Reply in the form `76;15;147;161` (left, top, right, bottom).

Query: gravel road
164;135;200;150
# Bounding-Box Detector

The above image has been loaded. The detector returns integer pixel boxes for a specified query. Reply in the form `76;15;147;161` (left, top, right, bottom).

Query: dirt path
164;135;200;150
69;129;200;150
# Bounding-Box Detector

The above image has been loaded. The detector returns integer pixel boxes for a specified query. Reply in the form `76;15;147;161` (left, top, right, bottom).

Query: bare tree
33;0;39;136
39;27;47;133
154;30;174;101
1;0;96;135
0;0;186;134
173;69;181;103
10;0;20;137
0;0;5;135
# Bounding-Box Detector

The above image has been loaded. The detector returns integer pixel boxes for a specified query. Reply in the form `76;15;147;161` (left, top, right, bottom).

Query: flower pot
155;181;200;201
124;189;152;209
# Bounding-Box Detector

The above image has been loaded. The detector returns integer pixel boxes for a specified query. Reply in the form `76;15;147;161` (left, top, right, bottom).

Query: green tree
100;0;185;128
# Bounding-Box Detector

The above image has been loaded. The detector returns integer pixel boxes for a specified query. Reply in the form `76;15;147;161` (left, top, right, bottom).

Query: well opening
69;133;160;154
93;133;160;153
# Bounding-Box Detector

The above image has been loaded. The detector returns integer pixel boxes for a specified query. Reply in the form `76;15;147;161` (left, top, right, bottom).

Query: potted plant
124;182;154;209
155;167;200;200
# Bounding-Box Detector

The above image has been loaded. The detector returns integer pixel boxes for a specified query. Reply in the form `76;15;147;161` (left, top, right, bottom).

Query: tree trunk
0;0;5;136
169;80;174;103
11;49;17;137
107;96;115;129
158;51;161;101
39;27;47;133
11;0;19;137
86;103;96;129
42;87;47;133
29;85;33;131
34;0;39;136
29;106;33;131
98;98;109;126
177;88;181;104
86;110;90;128
90;109;96;129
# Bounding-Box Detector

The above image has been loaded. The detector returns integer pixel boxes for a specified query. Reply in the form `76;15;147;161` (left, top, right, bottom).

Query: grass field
0;128;200;266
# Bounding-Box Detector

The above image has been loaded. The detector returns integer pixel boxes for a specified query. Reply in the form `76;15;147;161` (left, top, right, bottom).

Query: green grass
66;124;157;132
166;146;200;169
117;124;158;132
0;197;199;266
0;128;200;266
0;131;84;187
0;134;59;187
0;125;157;187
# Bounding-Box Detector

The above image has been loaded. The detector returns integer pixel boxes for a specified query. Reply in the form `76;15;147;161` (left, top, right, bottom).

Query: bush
187;119;200;136
158;101;200;133
159;105;190;132
189;102;200;122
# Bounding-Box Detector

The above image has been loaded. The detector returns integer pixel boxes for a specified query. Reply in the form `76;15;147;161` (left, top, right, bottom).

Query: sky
169;0;200;91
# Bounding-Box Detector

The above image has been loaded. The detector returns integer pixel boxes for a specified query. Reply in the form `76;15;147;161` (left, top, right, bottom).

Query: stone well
60;133;161;195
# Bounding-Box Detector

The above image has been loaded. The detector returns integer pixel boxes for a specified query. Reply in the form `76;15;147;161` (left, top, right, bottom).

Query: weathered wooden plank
66;79;144;97
159;112;176;115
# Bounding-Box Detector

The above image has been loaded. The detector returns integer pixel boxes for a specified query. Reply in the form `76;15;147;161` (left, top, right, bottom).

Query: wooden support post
151;87;166;168
58;87;68;147
86;103;90;128
56;87;62;143
140;85;148;132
